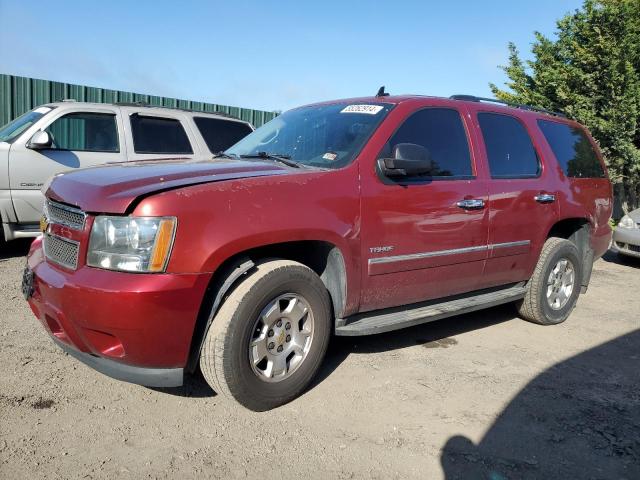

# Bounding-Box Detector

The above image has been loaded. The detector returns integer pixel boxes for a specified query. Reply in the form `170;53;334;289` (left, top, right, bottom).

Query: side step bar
335;283;527;336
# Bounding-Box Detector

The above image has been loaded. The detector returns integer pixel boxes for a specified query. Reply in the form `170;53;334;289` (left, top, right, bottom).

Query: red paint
27;95;612;375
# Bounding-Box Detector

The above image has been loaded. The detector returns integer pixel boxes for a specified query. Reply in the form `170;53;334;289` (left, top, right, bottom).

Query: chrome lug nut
286;335;291;342
277;345;283;353
267;329;274;337
268;342;275;350
285;322;291;330
276;319;282;327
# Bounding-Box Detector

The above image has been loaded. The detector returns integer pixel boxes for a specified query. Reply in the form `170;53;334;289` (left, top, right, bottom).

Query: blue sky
0;0;582;112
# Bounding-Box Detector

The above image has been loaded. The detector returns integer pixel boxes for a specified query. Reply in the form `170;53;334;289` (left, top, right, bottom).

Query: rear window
537;120;605;178
478;113;540;178
194;117;252;153
130;114;193;154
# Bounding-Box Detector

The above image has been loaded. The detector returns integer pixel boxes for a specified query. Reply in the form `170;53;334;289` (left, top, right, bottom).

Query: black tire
200;259;332;411
516;237;583;325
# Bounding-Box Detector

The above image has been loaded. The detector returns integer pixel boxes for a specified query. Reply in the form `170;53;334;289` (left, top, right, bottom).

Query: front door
9;107;126;223
360;105;489;312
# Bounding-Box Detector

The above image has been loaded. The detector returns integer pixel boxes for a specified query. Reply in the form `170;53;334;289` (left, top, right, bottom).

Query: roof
300;94;567;120
43;101;251;124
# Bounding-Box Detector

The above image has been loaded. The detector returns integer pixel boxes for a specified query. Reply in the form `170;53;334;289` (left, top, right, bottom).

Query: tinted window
383;108;472;177
478;113;539;178
46;112;118;152
130;114;193;154
537;120;605;178
194;117;252;153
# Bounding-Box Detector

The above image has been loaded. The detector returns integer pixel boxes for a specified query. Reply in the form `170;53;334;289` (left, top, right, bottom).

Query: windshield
226;102;393;169
0;106;54;143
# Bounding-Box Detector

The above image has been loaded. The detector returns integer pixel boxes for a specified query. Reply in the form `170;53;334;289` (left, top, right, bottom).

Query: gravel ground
0;239;638;480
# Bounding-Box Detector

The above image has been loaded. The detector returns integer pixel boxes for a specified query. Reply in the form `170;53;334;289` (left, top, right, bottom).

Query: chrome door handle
456;199;485;210
534;193;556;204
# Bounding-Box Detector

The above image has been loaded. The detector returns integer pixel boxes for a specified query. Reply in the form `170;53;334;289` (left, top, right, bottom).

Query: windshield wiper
213;151;238;159
240;152;303;169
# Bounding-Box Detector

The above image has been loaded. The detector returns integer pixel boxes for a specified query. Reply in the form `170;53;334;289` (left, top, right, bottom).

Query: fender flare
185;256;255;372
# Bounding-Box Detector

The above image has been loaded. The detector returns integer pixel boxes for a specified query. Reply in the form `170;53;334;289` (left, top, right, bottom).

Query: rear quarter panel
536;120;613;257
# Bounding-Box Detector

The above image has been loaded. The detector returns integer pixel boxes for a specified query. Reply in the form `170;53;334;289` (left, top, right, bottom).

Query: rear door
8;106;125;223
360;104;489;312
472;109;559;287
121;108;200;161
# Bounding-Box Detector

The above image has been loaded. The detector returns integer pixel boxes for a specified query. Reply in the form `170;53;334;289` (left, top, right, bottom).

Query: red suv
24;93;613;411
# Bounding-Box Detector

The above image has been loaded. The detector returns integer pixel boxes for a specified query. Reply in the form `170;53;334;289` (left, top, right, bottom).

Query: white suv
0;101;253;243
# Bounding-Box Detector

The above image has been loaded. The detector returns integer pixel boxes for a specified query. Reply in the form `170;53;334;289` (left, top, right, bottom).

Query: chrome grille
44;233;80;270
46;200;86;230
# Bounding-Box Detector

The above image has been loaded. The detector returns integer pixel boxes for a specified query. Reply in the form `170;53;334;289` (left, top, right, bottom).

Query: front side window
46;112;119;152
478;113;540;178
537;120;605;178
226;102;393;169
194;117;252;153
381;108;473;178
130;114;193;154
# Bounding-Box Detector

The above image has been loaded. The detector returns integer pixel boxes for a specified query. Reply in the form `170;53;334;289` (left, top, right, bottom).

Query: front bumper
25;237;211;387
612;227;640;259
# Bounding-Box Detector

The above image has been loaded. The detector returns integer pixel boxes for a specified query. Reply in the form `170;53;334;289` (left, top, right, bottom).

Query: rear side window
194;117;252;153
383;108;473;178
537;120;605;178
46;112;118;152
130;114;193;154
478;113;539;178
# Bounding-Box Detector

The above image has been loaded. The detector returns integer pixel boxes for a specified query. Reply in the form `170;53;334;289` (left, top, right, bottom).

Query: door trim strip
368;240;530;266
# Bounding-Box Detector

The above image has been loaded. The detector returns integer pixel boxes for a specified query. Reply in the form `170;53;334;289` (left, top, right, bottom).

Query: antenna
376;86;389;97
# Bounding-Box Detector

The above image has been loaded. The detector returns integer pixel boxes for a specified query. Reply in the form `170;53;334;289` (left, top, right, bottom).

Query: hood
628;208;640;222
46;158;289;213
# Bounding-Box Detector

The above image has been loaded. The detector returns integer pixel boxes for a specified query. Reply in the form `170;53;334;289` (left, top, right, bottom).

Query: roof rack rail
113;102;244;120
449;94;566;118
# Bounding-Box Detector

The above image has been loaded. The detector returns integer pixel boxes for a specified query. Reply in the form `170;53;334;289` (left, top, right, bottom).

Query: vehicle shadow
440;329;640;479
162;304;518;400
601;249;640;268
0;238;33;261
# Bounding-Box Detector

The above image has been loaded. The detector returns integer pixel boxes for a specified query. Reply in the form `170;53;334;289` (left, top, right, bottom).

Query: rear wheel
200;259;332;411
517;237;582;325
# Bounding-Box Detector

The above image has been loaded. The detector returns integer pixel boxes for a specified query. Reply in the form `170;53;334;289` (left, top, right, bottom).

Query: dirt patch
421;337;458;348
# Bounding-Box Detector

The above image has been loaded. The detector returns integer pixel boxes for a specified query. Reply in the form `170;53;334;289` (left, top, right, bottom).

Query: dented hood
46;158;289;213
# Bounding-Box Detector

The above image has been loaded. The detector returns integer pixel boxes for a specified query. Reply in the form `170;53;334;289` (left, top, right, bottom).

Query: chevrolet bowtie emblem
39;215;49;233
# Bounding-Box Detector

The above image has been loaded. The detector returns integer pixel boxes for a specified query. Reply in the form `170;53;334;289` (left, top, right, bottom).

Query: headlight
618;215;637;229
87;216;177;272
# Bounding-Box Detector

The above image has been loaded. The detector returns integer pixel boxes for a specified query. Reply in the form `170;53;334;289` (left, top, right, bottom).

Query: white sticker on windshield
33;107;52;114
340;104;384;115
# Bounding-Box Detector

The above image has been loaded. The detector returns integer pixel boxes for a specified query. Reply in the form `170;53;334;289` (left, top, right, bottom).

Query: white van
0;101;253;242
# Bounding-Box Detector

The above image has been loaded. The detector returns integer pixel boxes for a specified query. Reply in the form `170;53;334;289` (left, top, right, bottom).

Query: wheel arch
546;217;594;291
186;240;347;372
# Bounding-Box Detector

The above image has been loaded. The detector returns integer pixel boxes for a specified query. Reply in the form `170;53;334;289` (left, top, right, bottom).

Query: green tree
490;0;640;215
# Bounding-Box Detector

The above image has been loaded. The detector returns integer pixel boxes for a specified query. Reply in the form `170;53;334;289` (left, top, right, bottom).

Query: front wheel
200;259;332;411
516;237;583;325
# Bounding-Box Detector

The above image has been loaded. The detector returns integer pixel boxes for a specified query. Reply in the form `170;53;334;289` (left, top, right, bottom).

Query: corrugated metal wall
0;74;278;128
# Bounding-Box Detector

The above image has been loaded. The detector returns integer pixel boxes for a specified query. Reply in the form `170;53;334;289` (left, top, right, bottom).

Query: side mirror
377;143;433;177
27;131;52;150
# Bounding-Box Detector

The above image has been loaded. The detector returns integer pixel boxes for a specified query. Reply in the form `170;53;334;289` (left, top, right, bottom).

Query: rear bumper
592;223;613;259
26;237;211;386
612;227;640;258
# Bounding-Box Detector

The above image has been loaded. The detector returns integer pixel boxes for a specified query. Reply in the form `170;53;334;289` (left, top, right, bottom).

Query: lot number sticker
340;105;384;115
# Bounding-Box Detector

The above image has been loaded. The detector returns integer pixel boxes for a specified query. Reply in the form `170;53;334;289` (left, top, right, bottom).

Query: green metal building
0;73;278;128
